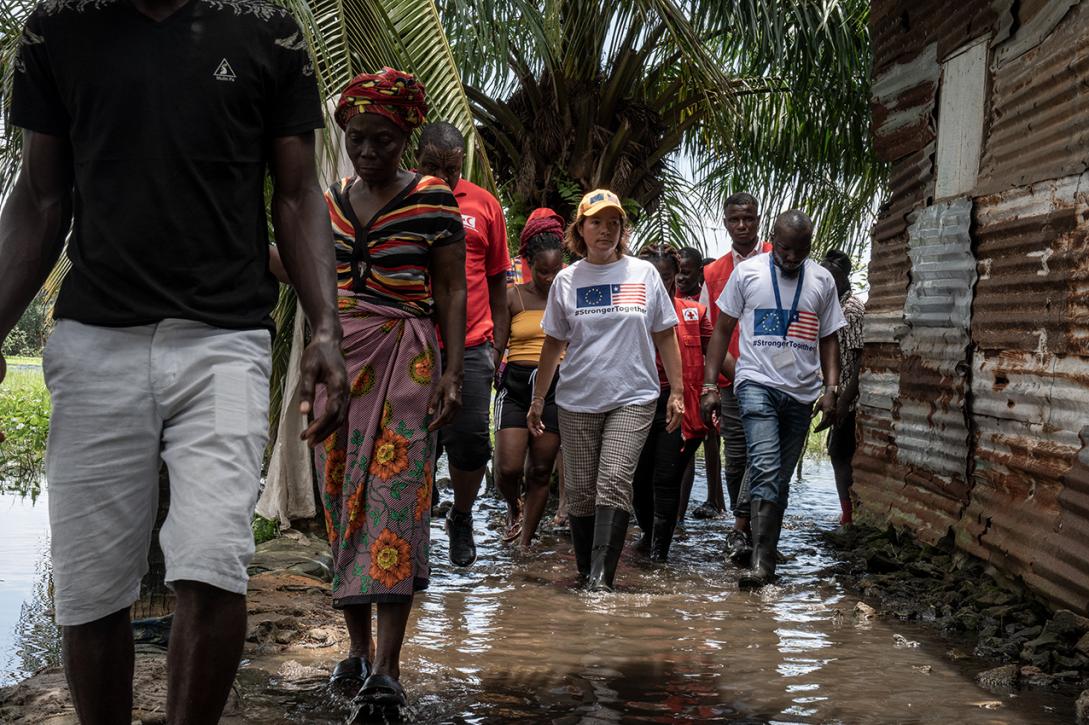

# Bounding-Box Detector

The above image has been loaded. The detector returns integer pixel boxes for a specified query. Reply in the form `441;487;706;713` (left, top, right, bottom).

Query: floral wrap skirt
314;295;438;605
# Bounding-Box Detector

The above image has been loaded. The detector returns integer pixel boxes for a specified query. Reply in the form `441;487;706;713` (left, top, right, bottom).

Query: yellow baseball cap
576;189;626;220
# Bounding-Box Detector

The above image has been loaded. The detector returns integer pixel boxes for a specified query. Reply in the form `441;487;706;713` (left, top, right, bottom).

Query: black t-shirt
12;0;324;331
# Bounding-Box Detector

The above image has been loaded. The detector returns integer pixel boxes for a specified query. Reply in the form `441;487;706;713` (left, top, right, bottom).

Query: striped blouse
326;174;465;317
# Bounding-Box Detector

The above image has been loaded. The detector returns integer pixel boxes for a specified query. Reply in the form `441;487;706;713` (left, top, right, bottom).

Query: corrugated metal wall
859;0;1089;613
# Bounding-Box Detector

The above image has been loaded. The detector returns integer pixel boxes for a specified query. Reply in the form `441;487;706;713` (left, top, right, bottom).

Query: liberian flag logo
576;283;647;308
754;308;820;341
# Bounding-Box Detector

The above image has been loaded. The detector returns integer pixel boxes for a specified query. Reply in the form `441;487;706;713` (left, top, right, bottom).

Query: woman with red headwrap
307;67;466;713
492;209;566;548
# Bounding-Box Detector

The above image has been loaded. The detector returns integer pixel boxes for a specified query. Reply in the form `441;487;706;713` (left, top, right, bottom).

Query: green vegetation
2;296;52;358
252;514;281;545
0;367;49;499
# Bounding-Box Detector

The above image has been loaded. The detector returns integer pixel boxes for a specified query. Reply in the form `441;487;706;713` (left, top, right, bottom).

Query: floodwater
0;485;56;687
0;459;1075;722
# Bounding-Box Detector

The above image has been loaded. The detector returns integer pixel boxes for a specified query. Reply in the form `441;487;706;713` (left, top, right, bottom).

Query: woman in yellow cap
527;189;683;591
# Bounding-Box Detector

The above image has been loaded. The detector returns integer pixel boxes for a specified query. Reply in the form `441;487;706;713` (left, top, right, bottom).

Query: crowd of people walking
0;2;864;721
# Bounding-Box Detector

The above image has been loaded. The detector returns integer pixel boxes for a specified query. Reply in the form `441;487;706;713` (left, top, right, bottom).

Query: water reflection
0;486;58;686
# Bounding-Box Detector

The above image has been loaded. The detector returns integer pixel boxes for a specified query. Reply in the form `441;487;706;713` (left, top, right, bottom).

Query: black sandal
329;656;370;692
355;672;407;712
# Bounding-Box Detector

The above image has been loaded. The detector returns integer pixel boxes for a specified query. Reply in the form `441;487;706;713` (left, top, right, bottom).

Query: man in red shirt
418;122;511;567
699;193;772;567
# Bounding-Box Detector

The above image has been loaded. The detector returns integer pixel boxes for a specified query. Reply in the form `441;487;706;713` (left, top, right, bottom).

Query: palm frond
630;158;713;253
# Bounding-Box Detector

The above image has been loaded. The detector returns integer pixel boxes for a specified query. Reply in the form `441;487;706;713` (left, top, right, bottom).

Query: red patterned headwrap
334;67;428;133
518;207;565;256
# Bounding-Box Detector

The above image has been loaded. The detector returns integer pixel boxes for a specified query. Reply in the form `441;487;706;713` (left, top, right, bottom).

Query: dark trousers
633;390;701;533
720;385;749;517
828;410;857;502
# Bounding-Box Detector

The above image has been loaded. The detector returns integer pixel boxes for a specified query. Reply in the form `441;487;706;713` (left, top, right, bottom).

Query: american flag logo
576;283;647;308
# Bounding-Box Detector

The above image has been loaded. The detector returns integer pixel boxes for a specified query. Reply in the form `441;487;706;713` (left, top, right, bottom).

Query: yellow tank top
507;308;546;364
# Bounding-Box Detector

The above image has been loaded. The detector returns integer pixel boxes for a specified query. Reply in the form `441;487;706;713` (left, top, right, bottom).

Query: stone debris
853;601;876;620
893;633;920;648
1076;689;1089;725
825;524;1089;691
975;664;1019;691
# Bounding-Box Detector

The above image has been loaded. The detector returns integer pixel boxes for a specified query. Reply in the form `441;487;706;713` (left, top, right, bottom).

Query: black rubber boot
724;528;753;568
445;507;477;567
568;514;595;582
588;506;630;592
738;498;783;590
649;515;677;562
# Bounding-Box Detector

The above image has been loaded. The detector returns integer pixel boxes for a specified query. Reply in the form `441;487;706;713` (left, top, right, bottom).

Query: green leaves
438;0;879;258
0;367;48;499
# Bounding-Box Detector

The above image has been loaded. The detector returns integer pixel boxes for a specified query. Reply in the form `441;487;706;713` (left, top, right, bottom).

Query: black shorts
495;362;559;434
440;342;494;471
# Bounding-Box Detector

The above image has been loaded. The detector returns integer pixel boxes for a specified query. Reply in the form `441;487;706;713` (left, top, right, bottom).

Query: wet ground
0;458;1076;723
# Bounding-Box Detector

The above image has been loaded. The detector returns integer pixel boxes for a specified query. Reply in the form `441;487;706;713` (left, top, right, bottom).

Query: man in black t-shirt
0;1;348;722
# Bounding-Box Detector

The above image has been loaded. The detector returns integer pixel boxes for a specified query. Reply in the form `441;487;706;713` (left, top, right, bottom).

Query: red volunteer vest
703;242;772;386
674;297;708;442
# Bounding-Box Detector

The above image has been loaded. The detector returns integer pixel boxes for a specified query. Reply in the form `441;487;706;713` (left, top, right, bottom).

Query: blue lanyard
770;254;804;340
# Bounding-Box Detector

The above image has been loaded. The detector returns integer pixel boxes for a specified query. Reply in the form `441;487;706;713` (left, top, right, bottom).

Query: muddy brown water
1;459;1075;723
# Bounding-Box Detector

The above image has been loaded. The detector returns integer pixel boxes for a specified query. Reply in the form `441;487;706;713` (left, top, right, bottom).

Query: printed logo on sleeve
213;58;237;82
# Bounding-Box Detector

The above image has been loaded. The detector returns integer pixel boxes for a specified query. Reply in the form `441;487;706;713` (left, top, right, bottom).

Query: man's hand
665;390;685;433
700;388;720;430
813;390;838;432
427;370;462;432
298;331;348;446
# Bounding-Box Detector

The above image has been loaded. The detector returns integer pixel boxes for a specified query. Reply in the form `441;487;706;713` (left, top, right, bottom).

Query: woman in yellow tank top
493;216;565;547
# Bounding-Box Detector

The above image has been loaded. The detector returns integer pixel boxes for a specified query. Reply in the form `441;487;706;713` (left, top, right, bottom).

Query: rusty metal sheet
861;0;1089;614
871;44;939;162
867;146;934;347
871;0;1011;72
973;173;1089;357
977;1;1089;193
995;0;1081;65
962;170;1089;613
963;353;1089;612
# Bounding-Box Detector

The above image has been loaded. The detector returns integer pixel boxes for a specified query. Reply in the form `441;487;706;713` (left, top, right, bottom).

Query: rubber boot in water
588;506;629;592
739;498;784;590
649;515;677;563
568;514;595;583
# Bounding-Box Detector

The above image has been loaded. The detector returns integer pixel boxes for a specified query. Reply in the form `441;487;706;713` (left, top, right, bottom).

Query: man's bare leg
166;580;246;724
63;606;134;725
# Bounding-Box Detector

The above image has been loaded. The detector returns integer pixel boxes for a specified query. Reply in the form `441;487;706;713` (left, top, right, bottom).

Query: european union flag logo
576;284;612;308
754;308;792;337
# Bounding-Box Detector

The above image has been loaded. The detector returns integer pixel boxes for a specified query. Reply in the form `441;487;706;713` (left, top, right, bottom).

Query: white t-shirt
717;254;846;403
542;256;678;413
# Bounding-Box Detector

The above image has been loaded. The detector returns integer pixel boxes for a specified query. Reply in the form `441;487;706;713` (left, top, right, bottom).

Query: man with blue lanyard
699;210;844;589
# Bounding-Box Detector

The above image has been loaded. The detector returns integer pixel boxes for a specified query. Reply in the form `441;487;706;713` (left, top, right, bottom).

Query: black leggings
633;389;702;533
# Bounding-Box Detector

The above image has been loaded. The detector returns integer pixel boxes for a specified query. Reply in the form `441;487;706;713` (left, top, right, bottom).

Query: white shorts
43;319;270;626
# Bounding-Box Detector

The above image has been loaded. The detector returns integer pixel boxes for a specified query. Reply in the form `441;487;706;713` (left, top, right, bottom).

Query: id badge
771;343;794;368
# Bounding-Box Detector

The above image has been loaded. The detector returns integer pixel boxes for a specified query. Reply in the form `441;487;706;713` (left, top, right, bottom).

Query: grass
7;356;43;367
0;367;50;499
